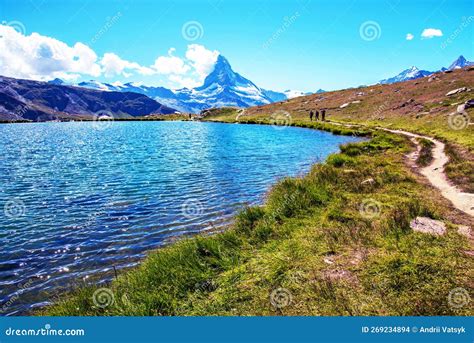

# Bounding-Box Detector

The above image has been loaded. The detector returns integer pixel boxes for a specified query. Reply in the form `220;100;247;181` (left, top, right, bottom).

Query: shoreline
3;120;365;316
0;118;469;316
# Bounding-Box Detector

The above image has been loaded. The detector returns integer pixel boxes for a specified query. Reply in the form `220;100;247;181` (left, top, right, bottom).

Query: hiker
315;110;319;121
321;109;326;121
309;110;314;121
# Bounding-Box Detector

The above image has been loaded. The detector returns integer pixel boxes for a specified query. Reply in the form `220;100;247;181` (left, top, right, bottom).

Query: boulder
457;225;471;238
410;217;446;236
446;87;468;96
464;99;474;109
340;103;349;108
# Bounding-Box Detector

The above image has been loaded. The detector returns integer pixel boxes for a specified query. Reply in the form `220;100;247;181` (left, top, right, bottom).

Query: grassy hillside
203;68;474;193
205;68;474;149
44;122;473;316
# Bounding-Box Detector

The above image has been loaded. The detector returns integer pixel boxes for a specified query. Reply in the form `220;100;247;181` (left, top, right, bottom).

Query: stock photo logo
4;198;26;218
447;104;471;130
269;110;292;130
2;20;26;34
359;198;382;219
181;199;204;218
92;288;115;309
359;21;381;41
447;288;471;309
181;21;204;41
92;110;115;130
270;288;292;309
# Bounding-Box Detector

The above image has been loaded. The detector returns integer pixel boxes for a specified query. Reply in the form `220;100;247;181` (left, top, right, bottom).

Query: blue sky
0;0;472;91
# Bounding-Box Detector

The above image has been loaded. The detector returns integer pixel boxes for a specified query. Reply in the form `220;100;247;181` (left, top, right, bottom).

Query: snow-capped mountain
71;55;316;113
378;55;473;85
187;55;274;110
446;55;473;70
379;66;432;84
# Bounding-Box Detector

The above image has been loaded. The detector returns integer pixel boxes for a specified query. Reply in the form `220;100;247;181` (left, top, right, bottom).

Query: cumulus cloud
0;25;101;81
150;44;219;88
421;28;443;38
100;53;154;77
406;33;414;41
185;44;219;80
0;25;221;89
152;48;190;75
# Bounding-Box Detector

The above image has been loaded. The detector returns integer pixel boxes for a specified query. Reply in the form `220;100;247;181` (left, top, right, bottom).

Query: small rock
351;100;361;104
340;103;349;108
464;99;474;109
323;257;334;265
457;225;471;238
410;217;446;236
361;178;375;186
324;269;354;281
457;103;466;112
446;87;468;96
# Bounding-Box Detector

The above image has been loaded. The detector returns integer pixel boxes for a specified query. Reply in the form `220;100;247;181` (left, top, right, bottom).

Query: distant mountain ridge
379;55;472;84
64;55;319;113
0;76;176;122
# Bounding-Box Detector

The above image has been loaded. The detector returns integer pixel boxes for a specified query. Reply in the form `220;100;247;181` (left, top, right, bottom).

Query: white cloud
152;48;190;75
150;44;219;88
185;44;219;81
0;25;221;89
100;53;154;77
421;28;443;39
0;25;101;81
169;74;201;89
406;33;414;41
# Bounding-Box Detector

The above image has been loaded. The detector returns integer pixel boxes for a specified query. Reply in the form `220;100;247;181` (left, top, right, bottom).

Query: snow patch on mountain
379;66;432;84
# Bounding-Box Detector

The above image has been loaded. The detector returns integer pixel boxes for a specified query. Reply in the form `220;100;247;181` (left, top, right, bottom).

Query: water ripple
0;121;361;315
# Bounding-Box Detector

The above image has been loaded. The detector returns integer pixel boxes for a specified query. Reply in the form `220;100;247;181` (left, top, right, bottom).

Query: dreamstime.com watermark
448;287;471;309
270;288;292;309
359;198;382;219
4;197;26;218
441;16;474;49
359;21;381;41
0;279;33;314
1;20;26;35
269;110;292;130
4;324;85;337
447;106;471;131
92;287;115;308
262;11;300;49
89;12;123;45
181;21;204;41
181;199;204;219
92;110;115;131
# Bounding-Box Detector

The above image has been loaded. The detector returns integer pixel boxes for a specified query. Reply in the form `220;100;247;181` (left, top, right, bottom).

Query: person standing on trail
309;110;314;121
321;109;326;121
315;110;319;121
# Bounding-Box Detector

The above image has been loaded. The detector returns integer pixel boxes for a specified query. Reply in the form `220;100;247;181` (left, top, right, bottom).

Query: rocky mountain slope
68;55;316;113
378;55;472;84
0;76;177;122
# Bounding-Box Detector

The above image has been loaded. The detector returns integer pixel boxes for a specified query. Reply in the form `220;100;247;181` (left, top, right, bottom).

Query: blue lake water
0;121;362;315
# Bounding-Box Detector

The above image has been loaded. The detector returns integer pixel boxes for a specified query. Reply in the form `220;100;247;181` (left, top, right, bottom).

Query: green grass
416;138;434;167
43;126;472;316
444;142;474;193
